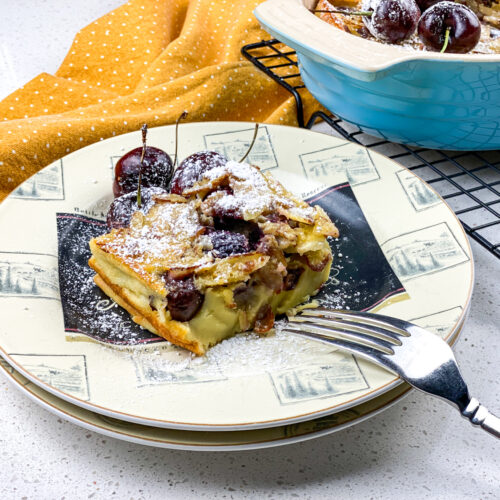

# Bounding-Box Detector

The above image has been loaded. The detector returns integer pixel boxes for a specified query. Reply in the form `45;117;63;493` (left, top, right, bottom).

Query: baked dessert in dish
316;0;500;54
89;129;338;355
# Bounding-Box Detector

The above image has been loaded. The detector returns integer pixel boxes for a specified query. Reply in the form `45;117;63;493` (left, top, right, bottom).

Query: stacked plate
0;123;473;450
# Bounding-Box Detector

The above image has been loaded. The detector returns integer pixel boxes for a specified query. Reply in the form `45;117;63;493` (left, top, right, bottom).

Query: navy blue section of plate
56;183;405;346
307;184;405;311
56;214;164;345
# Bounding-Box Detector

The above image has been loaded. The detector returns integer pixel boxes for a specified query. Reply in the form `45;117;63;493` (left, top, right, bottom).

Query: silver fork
283;308;500;438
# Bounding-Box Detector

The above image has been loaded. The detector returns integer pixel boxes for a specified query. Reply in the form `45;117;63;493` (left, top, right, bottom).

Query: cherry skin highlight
170;151;227;195
362;0;420;43
418;2;481;53
113;146;173;198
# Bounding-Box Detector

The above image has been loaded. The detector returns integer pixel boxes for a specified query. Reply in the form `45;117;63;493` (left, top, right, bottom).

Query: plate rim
0;121;475;430
0;356;417;451
0;307;468;431
2;312;468;450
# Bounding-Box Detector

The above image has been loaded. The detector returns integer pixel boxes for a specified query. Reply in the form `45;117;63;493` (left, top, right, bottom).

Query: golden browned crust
93;274;157;333
89;257;204;355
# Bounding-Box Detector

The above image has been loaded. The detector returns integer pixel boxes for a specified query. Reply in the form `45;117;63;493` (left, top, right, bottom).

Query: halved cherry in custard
163;273;204;322
283;267;304;291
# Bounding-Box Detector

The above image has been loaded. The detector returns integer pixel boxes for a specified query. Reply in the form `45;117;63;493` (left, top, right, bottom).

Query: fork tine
282;325;388;366
288;315;403;345
283;321;394;354
300;308;410;338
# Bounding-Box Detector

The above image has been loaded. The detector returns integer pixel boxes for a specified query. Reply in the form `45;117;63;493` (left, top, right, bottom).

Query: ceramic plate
0;356;414;450
0;122;473;430
0;320;468;450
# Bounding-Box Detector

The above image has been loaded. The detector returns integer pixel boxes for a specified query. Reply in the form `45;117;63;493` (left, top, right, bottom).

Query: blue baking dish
254;0;500;150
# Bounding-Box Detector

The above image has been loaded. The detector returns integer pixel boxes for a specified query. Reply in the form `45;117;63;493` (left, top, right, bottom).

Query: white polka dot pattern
0;0;319;201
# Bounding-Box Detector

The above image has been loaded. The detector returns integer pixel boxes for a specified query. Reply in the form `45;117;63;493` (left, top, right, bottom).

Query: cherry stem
137;123;148;209
239;123;259;163
312;9;372;16
173;110;188;167
440;27;452;53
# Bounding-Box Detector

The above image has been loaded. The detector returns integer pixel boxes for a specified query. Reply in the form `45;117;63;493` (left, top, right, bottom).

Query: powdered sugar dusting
128;319;338;382
203;160;267;183
361;0;419;43
58;214;165;346
201;161;315;221
107;187;167;230
182;150;228;176
101;201;211;270
324;0;500;54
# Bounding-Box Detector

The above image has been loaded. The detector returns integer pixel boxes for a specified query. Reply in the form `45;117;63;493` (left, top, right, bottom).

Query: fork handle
462;398;500;438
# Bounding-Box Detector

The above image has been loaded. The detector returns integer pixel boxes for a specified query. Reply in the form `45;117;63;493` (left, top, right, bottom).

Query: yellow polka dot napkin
0;0;322;202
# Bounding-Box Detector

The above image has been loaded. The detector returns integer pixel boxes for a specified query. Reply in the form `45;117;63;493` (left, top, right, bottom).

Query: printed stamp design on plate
203;127;277;170
396;170;441;211
11;160;64;200
133;347;226;386
72;199;110;221
0;252;59;300
269;353;369;405
300;146;379;186
9;354;90;400
410;306;463;339
381;222;469;282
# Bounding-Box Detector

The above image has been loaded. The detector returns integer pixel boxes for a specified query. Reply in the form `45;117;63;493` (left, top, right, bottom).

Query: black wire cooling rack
242;39;500;259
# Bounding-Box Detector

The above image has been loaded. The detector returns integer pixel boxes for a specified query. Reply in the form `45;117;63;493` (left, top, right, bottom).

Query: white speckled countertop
0;2;499;499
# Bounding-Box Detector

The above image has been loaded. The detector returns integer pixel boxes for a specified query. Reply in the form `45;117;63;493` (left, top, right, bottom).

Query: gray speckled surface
0;2;499;499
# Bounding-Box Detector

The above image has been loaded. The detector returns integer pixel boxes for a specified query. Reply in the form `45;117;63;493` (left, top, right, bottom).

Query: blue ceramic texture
298;55;500;151
255;8;500;151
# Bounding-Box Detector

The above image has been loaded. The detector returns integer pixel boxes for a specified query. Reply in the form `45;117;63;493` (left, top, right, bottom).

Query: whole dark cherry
170;151;227;195
418;2;481;53
113;146;173;198
106;187;166;230
163;273;204;322
362;0;420;43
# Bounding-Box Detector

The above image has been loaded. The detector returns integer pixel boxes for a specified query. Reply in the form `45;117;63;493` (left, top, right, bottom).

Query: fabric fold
0;0;322;201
